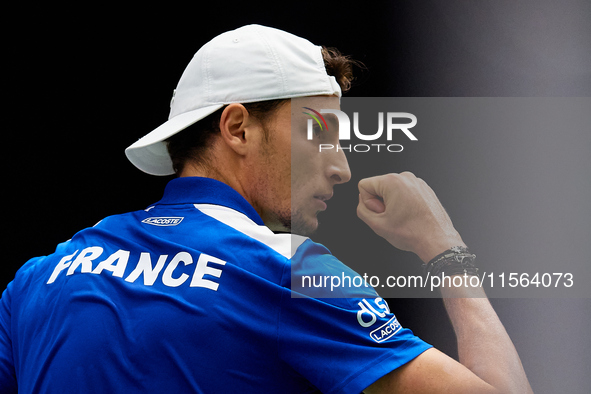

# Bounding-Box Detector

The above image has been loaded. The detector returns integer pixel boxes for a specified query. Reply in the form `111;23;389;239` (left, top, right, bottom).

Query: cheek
290;163;318;210
258;150;291;206
290;162;309;199
291;138;320;181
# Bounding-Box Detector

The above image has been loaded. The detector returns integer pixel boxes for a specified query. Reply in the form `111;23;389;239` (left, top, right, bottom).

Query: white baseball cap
125;24;342;176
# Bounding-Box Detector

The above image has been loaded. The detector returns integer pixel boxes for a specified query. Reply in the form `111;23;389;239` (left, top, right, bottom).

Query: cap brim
125;104;225;176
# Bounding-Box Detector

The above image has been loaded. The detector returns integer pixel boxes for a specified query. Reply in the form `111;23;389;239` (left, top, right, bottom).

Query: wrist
423;245;478;278
416;237;467;264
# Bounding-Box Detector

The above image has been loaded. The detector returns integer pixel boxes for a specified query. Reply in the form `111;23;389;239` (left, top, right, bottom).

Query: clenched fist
357;172;466;263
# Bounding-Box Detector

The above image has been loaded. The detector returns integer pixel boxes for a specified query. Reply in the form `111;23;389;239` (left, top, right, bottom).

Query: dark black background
4;1;590;392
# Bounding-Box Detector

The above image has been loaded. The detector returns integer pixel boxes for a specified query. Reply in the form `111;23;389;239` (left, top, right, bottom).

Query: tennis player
0;25;531;393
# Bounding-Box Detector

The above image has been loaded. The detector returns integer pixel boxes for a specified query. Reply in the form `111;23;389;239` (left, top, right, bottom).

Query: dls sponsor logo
356;297;401;343
357;297;390;327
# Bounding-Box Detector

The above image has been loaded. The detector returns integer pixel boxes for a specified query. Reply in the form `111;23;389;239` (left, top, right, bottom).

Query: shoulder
290;238;380;302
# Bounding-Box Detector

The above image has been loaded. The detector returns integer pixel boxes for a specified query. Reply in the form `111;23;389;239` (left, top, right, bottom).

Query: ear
218;103;262;156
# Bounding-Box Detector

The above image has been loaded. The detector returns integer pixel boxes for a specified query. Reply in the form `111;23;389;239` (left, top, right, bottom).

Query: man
0;25;531;393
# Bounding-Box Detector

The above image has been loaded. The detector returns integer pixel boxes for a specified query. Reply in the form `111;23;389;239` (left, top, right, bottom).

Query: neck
181;162;279;229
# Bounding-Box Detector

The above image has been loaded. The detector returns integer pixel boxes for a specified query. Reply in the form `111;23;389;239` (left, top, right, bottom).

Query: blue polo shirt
0;177;431;393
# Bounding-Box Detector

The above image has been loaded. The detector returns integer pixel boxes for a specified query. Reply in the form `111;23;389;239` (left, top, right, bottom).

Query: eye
312;124;322;137
304;119;324;140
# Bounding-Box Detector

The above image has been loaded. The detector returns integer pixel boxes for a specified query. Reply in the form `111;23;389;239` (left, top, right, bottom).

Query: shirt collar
156;177;265;226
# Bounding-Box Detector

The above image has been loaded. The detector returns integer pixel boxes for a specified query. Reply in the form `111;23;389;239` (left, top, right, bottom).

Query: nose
327;149;352;185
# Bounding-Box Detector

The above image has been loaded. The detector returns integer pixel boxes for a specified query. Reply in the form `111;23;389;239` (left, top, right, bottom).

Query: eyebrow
323;113;338;124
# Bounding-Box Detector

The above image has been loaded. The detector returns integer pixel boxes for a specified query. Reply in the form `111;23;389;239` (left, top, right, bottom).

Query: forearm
357;173;533;392
420;236;532;391
442;284;532;393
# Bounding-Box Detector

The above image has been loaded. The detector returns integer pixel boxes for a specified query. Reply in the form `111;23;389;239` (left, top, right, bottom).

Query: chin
290;211;319;237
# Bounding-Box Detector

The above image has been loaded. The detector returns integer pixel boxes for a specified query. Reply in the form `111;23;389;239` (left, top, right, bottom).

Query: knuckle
383;173;400;182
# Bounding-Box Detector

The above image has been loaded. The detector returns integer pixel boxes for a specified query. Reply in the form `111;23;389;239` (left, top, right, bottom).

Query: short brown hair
166;46;358;175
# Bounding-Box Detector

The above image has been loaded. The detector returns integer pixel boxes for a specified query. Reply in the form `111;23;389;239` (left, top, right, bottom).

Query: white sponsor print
46;246;226;291
142;217;184;226
370;316;402;343
356;297;401;343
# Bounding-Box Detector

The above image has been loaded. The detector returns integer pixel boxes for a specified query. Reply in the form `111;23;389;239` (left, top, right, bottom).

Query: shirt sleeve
279;239;432;394
0;283;18;394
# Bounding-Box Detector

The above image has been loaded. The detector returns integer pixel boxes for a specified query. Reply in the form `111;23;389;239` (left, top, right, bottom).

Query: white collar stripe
194;204;306;259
